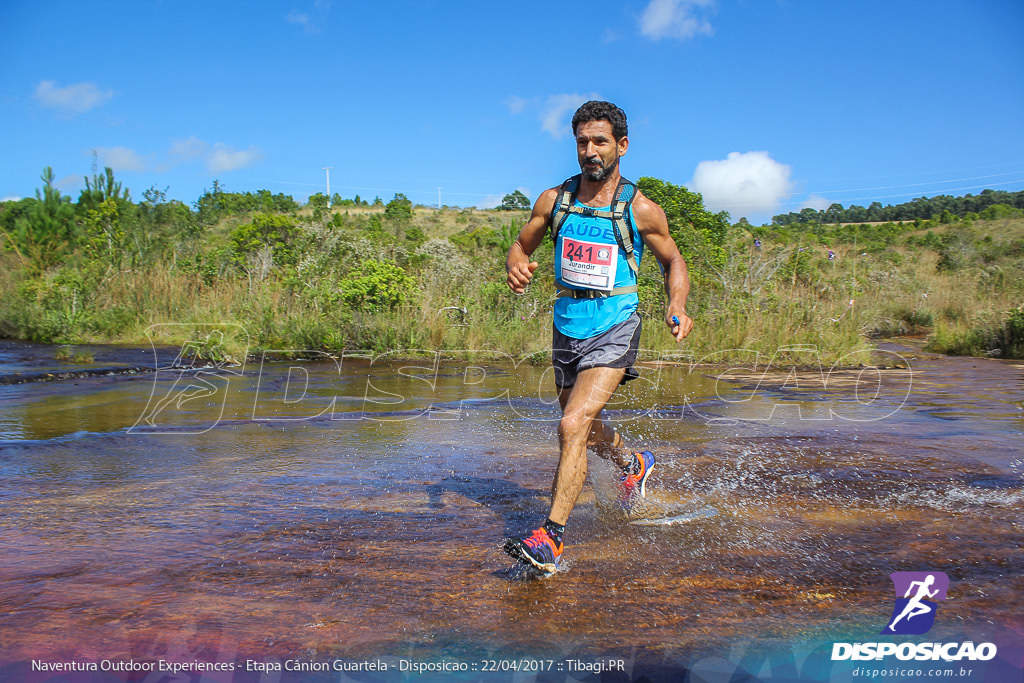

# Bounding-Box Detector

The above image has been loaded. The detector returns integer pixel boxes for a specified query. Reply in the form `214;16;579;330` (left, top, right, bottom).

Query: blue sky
2;0;1023;224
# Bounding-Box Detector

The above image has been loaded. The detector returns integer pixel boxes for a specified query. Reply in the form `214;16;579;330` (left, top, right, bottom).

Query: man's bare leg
557;385;632;468
547;366;627;525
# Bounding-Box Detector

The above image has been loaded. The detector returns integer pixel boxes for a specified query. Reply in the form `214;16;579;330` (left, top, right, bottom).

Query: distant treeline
773;188;1024;226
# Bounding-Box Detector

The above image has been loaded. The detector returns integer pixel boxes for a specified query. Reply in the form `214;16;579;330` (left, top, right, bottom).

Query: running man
888;574;939;632
503;101;693;575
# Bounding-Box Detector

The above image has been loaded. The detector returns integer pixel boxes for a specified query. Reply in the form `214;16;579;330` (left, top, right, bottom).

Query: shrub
1004;304;1024;358
340;259;415;312
229;213;301;268
10;269;93;342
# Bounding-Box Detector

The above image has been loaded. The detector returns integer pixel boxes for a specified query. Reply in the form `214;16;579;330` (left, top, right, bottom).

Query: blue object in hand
672;315;679;326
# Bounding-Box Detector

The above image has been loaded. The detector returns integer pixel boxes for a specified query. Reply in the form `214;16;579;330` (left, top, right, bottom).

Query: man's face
575;120;628;182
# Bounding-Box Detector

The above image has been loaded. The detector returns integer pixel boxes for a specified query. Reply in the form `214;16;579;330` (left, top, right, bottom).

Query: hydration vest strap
611;180;639;276
551;175;581;243
556;284;639;299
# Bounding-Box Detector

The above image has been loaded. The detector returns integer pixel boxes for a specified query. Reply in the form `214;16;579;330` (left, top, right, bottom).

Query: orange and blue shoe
619;450;655;510
503;527;563;576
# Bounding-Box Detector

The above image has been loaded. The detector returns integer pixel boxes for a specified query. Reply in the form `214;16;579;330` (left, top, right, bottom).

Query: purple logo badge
881;571;949;635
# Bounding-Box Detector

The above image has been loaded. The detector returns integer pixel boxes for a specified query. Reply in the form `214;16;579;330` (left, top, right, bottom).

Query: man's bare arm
633;193;693;342
506;188;557;294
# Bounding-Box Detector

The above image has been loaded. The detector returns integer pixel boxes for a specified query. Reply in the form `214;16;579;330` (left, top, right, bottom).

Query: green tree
78;168;150;266
824;203;845;224
0;198;37;265
384;193;414;225
308;192;329;221
82;197;126;264
79;167;129;213
847;205;868;223
499;190;530;211
636;177;729;271
195;180;226;225
798;207;820;224
15;168;78;268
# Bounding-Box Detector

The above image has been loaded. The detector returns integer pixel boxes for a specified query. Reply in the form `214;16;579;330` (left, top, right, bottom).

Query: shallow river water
0;338;1021;682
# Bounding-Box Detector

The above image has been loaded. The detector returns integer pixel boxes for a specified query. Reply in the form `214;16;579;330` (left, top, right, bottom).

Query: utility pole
322;167;333;208
438;187;442;210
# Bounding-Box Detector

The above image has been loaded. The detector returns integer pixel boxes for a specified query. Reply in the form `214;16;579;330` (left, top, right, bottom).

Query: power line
793;179;1024;208
265;165;1024;212
801;170;1024;197
271;179;498;199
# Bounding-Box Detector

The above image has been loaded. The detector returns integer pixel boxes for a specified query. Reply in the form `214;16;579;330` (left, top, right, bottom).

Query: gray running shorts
552;312;642;389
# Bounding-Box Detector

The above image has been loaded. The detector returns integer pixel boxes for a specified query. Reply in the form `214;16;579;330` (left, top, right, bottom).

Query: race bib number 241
559;237;618;291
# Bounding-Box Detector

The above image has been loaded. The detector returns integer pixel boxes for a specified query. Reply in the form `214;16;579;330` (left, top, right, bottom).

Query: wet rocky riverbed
0;339;1021;681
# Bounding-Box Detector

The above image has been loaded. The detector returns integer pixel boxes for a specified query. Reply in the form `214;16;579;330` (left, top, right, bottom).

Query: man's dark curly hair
571;101;628;141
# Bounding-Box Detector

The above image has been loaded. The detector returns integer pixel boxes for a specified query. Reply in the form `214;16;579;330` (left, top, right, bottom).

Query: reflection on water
0;342;1021;678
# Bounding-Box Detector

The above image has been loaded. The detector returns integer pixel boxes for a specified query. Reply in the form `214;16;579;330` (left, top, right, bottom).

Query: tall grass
2;206;1022;364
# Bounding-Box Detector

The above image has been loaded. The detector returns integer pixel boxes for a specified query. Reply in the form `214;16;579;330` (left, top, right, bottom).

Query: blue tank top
553;200;643;339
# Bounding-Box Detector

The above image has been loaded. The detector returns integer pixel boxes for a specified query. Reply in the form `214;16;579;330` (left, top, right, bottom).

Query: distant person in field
503;100;693;575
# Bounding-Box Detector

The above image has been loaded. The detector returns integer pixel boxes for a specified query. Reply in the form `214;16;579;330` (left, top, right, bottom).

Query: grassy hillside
2;185;1022;365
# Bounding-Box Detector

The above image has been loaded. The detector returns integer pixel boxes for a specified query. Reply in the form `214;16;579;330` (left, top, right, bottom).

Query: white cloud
76;138;262;178
477;186;532;210
801;194;832;211
690;151;794;218
95;146;148;172
476;193;504;210
170;136;260;173
207;144;264;173
287;11;311;27
287;1;331;33
639;0;715;41
2;195;22;202
540;92;600;139
56;174;84;194
504;95;527;115
170;135;209;160
34;80;113;115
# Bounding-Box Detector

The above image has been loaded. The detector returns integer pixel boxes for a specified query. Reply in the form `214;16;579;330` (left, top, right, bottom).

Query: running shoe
619;450;655;510
503;527;562;575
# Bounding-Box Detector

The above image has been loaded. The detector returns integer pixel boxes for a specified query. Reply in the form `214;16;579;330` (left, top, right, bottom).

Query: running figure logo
882;571;949;635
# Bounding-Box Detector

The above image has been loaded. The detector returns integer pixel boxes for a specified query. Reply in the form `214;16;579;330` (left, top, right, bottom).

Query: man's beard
582;155;618;181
